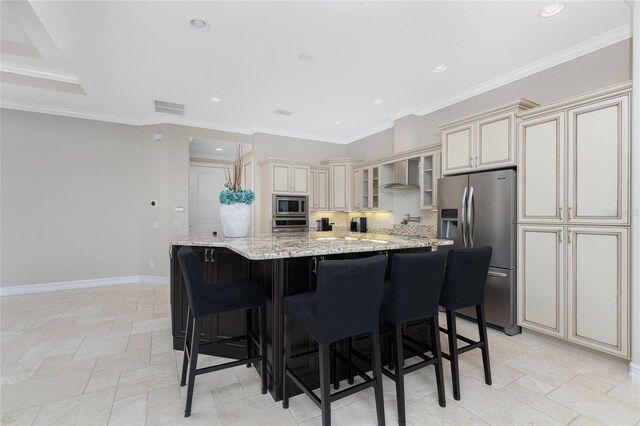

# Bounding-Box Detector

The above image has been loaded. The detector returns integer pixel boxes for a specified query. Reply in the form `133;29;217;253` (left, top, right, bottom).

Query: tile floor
1;283;638;425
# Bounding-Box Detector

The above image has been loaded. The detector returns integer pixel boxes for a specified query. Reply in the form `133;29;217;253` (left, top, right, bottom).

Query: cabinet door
272;163;290;193
316;169;329;211
309;170;317;211
518;113;565;223
420;153;436;209
476;112;516;170
566;227;629;357
291;165;309;194
442;123;474;175
371;166;380;210
362;168;370;209
567;95;629;225
352;169;362;210
331;163;349;211
517;225;565;338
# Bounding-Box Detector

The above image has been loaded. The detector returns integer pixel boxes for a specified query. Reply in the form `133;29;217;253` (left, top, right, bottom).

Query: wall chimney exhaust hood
380;158;420;189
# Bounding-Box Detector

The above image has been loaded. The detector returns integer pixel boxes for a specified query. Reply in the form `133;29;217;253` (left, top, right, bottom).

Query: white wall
253;132;347;164
0;110;142;286
346;127;394;162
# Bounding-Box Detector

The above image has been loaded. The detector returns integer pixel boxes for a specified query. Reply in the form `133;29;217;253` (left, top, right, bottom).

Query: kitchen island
170;231;453;400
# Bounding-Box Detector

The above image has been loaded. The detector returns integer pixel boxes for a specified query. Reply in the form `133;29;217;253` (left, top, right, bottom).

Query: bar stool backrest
316;255;387;342
439;246;493;310
389;251;447;323
177;246;207;317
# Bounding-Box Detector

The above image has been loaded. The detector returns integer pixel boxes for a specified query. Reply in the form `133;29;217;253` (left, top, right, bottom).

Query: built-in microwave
273;195;308;216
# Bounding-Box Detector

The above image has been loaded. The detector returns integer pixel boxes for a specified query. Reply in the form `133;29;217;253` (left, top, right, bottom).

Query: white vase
220;203;251;238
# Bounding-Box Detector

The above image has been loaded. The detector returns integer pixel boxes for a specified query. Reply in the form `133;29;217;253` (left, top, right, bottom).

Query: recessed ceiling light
209;96;221;103
432;65;447;73
190;19;210;31
334;120;342;125
298;52;314;62
539;3;565;18
215;148;223;152
372;99;383;105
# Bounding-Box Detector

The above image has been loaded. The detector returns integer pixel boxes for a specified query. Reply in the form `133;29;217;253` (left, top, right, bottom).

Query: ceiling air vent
154;100;186;115
274;109;293;116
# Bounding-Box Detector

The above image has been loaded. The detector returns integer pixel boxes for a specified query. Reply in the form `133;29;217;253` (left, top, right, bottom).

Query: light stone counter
171;231;453;260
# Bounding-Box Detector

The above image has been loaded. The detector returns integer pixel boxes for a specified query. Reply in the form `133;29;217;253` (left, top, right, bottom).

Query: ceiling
0;1;632;144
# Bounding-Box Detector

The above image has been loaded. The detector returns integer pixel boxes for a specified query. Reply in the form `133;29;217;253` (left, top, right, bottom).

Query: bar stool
177;246;267;417
439;246;493;401
380;251;448;425
282;255;387;426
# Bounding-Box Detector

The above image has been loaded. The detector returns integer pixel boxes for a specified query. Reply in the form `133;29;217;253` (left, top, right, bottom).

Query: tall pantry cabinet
516;82;631;358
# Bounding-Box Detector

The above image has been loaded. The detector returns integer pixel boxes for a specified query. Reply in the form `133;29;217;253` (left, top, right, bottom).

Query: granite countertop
171;231;453;260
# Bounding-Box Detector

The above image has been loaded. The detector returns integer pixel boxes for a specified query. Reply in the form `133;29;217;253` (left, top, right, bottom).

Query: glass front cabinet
420;150;440;210
354;165;381;210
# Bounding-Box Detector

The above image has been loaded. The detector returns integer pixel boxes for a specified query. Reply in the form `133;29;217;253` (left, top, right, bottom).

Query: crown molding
0;63;80;84
389;24;632;121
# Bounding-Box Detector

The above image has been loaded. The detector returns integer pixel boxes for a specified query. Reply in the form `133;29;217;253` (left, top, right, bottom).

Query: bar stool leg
392;323;406;425
445;309;461;401
184;317;202;417
180;306;192;387
259;305;268;394
430;316;446;407
476;304;492;386
246;309;252;368
371;330;386;426
282;315;292;409
319;343;332;426
347;337;354;385
332;343;339;390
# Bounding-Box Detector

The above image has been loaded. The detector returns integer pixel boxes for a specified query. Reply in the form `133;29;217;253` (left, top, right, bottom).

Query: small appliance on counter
350;217;367;233
320;217;333;231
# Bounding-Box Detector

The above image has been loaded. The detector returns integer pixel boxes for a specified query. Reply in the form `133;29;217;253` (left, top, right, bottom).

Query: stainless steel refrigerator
437;169;520;335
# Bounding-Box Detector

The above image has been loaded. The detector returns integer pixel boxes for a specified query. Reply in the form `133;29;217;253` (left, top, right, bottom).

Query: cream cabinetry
441;100;538;175
353;165;382;210
322;159;360;211
516;82;631;358
420;150;440;210
519;94;629;225
268;161;310;195
518;225;629;357
310;167;329;211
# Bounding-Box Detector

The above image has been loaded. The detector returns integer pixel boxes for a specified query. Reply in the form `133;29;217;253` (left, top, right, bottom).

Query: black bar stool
380;251;448;425
438;246;493;401
177;246;267;417
282;255;388;426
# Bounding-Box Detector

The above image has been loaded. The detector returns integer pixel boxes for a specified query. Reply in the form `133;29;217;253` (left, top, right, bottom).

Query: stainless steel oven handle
487;271;507;278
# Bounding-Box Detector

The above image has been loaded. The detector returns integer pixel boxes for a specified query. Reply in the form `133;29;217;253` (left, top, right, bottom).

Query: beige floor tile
127;332;152;351
0;405;42;425
0;358;42;385
504;352;576;388
453;376;560;424
147;385;182;408
569;415;604;425
108;393;147;426
18;336;84;363
405;392;487;426
212;381;249;405
511;375;557;395
85;372;121;393
606;378;640;408
130;317;171;336
32;387;115;426
100;301;140;317
31;354;96;380
146;390;222;425
548;379;640;425
215;392;278;424
93;347;151;376
1;369;92;412
61;304;104;319
458;356;523;389
503;380;580;423
230;406;298;426
178;367;239;398
72;330;130;361
36;319;114;343
116;361;178;400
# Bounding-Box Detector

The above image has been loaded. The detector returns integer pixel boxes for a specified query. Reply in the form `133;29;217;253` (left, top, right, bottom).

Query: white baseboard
0;275;169;296
630;362;640;383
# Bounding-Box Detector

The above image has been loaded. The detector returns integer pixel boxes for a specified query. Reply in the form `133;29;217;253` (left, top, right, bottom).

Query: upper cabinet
353;165;383;210
321;159;361;211
420;150;440;210
518;86;630;226
310;167;329;211
441;100;538;175
267;161;310;195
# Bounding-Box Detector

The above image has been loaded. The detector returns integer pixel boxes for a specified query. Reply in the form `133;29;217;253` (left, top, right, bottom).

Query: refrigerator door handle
468;186;475;248
487;271;507;278
461;186;468;248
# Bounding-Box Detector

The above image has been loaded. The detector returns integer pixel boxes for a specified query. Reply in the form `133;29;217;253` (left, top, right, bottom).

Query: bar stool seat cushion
196;280;266;317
